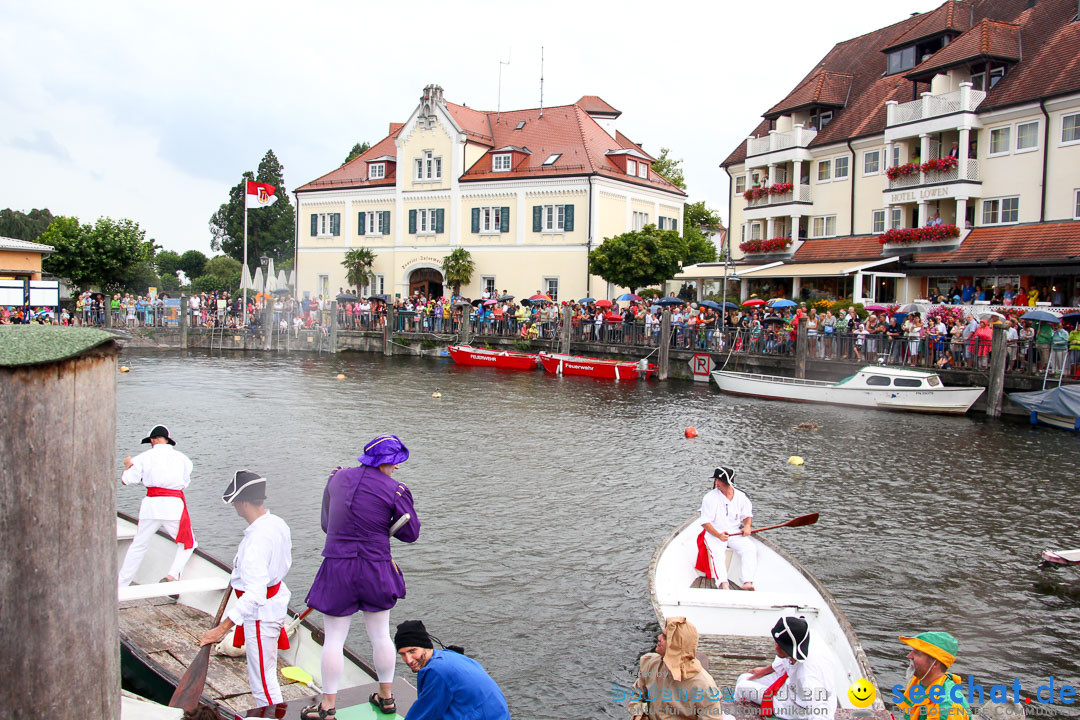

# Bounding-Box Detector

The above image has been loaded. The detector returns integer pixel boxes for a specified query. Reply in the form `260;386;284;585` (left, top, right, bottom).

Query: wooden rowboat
649;517;884;714
116;512;416;718
447;344;540;370
539;351;656;380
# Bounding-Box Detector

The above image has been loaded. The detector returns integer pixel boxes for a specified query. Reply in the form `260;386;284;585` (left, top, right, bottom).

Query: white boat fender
788;456;804;466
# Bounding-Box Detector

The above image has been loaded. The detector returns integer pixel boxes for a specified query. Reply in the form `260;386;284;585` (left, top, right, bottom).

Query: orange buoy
685;426;698;438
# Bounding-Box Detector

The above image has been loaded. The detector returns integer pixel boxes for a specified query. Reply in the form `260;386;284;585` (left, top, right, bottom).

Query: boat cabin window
926;376;941;387
893;378;923;388
866;375;891;386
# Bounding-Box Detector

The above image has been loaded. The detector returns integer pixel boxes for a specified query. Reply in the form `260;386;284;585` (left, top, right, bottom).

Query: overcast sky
2;0;944;254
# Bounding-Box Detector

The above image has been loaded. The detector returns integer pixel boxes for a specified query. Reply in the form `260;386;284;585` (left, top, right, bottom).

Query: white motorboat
711;365;985;414
649;517;884;712
1041;548;1080;566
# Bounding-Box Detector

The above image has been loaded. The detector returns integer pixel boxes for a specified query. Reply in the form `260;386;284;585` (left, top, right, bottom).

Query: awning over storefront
736;257;899;279
673;262;767;280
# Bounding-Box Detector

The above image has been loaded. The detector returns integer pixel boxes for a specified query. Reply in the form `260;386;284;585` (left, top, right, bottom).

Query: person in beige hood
628;617;727;719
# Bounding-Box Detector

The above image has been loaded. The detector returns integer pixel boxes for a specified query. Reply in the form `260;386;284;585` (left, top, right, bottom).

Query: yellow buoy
432;391;442;399
787;456;804;466
119;366;130;373
336;373;346;380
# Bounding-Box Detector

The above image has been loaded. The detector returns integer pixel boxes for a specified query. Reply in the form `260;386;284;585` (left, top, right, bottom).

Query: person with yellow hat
628;617;725;720
896;632;971;720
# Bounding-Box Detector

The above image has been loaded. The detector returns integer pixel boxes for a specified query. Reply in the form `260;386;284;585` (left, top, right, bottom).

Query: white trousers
703;533;757;585
735;670;800;720
245;619;283;706
117;517;197;587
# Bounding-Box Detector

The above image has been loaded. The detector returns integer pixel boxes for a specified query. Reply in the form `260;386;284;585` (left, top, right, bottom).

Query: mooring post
330;301;339;354
180;295;189;348
262;299;273;351
0;326;120;719
459;306;471;346
384;307;395;356
986;325;1007;417
658;311;672;380
560;306;572;354
795;319;808;379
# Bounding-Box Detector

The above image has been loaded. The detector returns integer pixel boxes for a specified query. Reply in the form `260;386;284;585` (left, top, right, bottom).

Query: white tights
322;610;395;694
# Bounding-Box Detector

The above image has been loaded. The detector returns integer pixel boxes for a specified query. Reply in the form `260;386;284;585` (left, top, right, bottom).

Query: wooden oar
169;587;233;711
747;513;819;534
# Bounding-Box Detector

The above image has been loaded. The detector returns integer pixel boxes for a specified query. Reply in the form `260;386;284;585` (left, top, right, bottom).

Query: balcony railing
746;183;812;208
887;85;986;126
746;126;818;157
887;160;980;190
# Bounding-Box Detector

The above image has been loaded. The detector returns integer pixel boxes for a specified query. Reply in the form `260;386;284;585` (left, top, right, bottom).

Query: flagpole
243;182;248;327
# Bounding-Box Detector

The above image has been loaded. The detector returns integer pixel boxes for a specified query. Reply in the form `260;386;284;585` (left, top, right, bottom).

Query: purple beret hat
358;434;410;467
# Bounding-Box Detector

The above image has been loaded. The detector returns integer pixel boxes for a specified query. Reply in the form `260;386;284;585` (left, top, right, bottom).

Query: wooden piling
180;295;189;348
658;311;672;380
458;306;470;346
330;301;339;353
384;307;396;356
262;300;273;351
795;319;808;379
986;325;1007;417
0;326;121;719
560;306;572;354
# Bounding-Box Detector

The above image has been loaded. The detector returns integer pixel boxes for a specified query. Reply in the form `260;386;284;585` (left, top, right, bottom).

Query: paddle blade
281;666;314;685
786;513;819;527
169;644;211;710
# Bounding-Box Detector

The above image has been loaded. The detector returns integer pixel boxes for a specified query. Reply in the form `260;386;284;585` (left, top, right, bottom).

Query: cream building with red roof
715;0;1080;307
294;85;685;301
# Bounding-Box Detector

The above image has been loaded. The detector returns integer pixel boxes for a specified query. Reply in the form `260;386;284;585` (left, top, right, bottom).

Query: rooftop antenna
539;46;544;118
497;49;511;123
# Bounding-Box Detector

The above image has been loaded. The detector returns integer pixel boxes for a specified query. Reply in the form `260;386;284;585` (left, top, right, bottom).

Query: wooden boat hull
711;370;984;414
116;513;414;718
447;344;540;370
539;352;656;380
649;516;884;712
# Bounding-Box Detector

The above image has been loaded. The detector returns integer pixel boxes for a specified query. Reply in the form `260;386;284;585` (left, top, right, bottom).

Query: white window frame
542;276;559;301
889;207;903;230
863;150;881;176
989;66;1005;88
638;162;648;178
375;275;385;296
632;211;650;231
492;153;512;172
734;175;747;194
1015;121;1039;153
988;126;1011;157
481;276;496;295
872;209;886;234
542;204;565;232
981;197;1019;226
627;159;637;176
316;212;337;238
971;71;986;92
479;206;503;234
1075;189;1080;220
417;208;439;235
414;150;442;181
1062;113;1080;146
368;163;385;180
543;153;561;165
811;215;837;238
365;212;384;236
833;155;849;181
891;145;901;169
749;222;763;241
817;159;832;183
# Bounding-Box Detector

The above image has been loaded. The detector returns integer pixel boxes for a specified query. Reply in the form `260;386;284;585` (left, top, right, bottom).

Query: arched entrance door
409;268;444;299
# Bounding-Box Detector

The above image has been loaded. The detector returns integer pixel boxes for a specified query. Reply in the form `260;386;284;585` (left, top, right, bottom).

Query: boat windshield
866;375;891;386
927;376;941;387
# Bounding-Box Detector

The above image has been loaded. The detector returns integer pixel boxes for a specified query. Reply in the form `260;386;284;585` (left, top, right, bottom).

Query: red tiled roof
906;19;1021;79
910;222;1080;264
881;0;972;52
296;126;403;192
792;235;884;262
445;102;493;143
575;95;621;116
764;71;854;118
615;130;654;161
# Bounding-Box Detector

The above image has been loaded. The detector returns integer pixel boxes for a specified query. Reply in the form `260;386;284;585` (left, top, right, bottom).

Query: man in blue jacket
395;620;510;720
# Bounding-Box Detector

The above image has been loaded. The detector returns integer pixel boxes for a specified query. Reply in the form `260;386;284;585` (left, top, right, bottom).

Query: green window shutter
532;206;542;232
435;208;445;234
382;211;390;234
500;206;510;232
358;212;366;235
310;214;318;236
563;204;575;232
471;207;480;233
409;209;417;234
332;213;341;236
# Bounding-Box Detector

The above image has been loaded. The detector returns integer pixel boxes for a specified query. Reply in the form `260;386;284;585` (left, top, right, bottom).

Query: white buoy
788;456;804;466
336;373;346;380
432;390;442;399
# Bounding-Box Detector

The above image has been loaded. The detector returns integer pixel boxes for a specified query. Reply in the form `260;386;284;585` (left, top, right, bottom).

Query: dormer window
493;153;512;172
543;153;561;166
627;159;637;176
887;45;917;75
638;162;648;179
369;163;385;180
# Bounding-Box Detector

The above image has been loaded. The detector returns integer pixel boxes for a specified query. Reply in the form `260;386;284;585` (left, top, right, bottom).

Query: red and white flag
245;181;278;209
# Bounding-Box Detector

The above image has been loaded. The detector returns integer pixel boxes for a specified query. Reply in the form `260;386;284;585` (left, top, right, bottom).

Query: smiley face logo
848;678;876;708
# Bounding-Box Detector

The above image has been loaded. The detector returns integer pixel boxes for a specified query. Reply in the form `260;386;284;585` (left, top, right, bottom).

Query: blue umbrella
1021;310;1061;323
616;293;643;302
724;301;739;310
700;300;724;311
1061;312;1080;322
654;296;686;307
578;297;597;304
770;299;797;308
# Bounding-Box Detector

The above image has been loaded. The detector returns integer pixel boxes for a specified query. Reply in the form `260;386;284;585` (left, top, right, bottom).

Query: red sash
760;672;788;717
231;583;290;650
695;529;714;577
146;487;195;549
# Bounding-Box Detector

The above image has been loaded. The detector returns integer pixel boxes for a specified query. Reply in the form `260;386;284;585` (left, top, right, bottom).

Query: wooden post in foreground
560;306;572;354
0;326;120;719
180;295;189;348
330;301;339;353
795;319;808;379
384;307;396;356
986;325;1007;417
658;311;672;380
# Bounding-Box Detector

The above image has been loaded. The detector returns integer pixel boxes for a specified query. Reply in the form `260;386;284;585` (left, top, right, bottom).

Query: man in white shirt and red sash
200;470;293;707
118;425;196;587
695;466;757;590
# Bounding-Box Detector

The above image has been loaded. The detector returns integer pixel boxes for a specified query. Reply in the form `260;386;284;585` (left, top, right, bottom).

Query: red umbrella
528;293;553;304
595;299;613;308
605;312;623;321
742;298;767;307
865;304;888;312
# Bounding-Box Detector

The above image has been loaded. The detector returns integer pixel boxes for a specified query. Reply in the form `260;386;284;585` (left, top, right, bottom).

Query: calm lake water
115;349;1080;718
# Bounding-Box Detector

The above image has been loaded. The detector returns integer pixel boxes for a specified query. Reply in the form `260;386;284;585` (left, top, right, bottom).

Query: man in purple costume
302;434;420;720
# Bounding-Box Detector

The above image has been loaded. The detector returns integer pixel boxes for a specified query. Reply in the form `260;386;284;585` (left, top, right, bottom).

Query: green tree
680;200;723;266
209;149;296;268
684;201;722;233
158;273;181;292
204;255;242;278
588;225;688;294
342;248;376;290
40;216;154;291
0;208;55;242
155;249;182;279
651;148;686;190
190;273;238;293
121;261;160;294
344;141;371;165
683;228;718;265
178;249;208;280
441;248;475;296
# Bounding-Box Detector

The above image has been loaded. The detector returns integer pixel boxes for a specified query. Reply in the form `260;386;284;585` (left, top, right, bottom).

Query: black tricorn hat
141;425;176;446
222;469;267;504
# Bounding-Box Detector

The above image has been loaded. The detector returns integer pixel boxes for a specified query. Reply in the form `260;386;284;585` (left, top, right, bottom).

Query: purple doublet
305;465;420;616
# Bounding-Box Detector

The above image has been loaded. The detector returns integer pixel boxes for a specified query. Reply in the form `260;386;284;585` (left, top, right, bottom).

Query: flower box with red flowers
739;236;792;254
920;156;958;174
885;162;920;181
743;182;794;203
877;224;961;246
